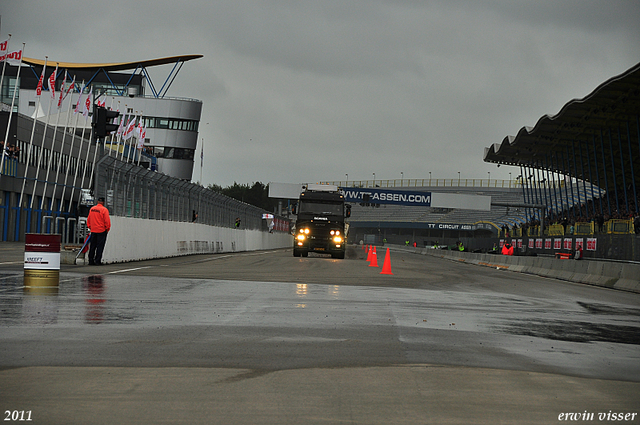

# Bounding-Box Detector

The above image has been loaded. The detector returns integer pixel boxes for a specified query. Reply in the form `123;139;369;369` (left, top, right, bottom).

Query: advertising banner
24;234;61;288
341;187;491;210
342;187;432;206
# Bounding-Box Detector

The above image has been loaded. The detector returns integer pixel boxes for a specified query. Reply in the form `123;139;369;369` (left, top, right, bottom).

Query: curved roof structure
484;61;640;175
20;54;203;99
484;62;640;217
21;54;203;72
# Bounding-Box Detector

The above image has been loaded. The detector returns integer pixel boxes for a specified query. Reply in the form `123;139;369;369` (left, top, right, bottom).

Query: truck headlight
333;236;342;243
297;234;306;241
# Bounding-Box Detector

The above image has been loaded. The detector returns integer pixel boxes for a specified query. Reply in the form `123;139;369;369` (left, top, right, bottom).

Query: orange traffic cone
369;246;379;267
380;248;393;275
366;245;372;262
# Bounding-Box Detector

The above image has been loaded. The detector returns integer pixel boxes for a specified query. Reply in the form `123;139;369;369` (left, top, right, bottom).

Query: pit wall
391;245;640;294
101;216;293;263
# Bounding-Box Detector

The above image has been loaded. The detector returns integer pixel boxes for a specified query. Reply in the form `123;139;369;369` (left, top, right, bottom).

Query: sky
2;1;640;188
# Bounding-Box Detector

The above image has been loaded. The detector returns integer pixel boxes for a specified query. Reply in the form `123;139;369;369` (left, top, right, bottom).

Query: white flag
48;65;58;100
35;63;46;97
63;75;76;102
117;113;127;137
82;86;92;118
0;49;22;65
137;122;146;150
124;115;137;140
74;82;85;114
57;71;67;109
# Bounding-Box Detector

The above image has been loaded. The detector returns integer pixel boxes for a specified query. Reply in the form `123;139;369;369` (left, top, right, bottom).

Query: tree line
208;182;280;213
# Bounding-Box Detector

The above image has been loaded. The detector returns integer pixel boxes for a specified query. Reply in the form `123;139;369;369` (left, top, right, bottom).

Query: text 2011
4;411;32;422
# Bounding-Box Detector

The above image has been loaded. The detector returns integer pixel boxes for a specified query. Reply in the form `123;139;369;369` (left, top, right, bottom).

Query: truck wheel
302;251;309;257
332;251;345;259
293;249;301;257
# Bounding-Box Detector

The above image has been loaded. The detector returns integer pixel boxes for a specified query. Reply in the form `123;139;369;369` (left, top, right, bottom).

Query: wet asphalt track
1;243;639;424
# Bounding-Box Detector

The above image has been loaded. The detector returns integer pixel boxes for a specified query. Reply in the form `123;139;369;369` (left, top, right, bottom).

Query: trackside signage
24;233;61;289
341;187;492;211
341;188;432;206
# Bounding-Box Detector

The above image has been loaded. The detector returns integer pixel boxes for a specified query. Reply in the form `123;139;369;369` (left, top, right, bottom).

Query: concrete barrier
396;246;640;294
100;217;293;264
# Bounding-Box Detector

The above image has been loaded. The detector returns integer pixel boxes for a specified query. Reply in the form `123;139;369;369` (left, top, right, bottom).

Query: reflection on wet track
1;263;639;382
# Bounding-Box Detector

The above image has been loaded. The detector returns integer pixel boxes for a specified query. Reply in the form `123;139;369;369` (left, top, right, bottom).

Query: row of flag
0;38;22;65
2;36;148;150
1;34;151;215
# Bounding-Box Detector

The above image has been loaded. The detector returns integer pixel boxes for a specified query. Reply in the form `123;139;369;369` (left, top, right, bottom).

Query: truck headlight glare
297;234;306;241
333;236;342;243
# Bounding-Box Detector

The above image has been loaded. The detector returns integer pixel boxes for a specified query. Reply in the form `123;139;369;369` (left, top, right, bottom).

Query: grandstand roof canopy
484;61;640;176
21;54;203;72
21;54;203;98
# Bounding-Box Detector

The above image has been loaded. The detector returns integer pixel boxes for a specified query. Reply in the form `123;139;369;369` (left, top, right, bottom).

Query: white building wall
102;216;293;263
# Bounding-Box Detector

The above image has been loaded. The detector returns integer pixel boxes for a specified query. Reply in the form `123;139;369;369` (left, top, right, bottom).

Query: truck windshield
299;202;343;216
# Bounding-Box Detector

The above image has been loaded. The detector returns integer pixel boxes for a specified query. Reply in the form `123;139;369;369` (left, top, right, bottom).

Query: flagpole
0;34;11;105
62;79;83;213
39;65;63;211
136;111;144;166
104;97;120;156
123;112;137;163
0;40;23;187
19;56;47;211
31;64;58;210
115;108;126;161
87;86;102;195
53;75;76;211
118;107;128;162
113;100;121;157
123;113;131;163
200;140;203;185
127;112;138;163
86;125;100;196
75;85;93;212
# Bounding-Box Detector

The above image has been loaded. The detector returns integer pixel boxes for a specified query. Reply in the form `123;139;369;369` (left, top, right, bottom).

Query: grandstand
347;184;523;227
321;178;606;248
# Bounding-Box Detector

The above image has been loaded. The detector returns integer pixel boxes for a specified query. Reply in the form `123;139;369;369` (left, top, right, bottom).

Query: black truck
292;184;351;259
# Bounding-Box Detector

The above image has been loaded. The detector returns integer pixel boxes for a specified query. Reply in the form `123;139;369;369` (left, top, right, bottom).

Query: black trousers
88;231;108;264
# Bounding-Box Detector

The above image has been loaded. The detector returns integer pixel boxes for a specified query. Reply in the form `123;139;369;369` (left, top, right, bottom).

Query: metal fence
94;155;284;232
322;178;521;189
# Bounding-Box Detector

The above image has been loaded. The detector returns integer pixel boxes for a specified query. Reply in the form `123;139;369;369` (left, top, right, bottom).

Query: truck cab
292;185;351;259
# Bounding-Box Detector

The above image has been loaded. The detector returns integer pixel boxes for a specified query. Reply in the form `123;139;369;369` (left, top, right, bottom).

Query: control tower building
9;54;203;181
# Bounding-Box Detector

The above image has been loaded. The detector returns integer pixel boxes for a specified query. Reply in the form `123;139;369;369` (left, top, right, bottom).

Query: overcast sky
2;1;639;187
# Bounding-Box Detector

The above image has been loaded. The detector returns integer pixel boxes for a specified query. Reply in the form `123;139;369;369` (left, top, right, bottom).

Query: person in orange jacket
87;197;111;265
501;241;514;256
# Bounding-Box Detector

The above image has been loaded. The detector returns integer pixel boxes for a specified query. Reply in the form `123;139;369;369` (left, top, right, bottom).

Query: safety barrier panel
527;226;540;237
547;224;565;236
574;222;595;236
421;249;640;294
607;219;633;234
